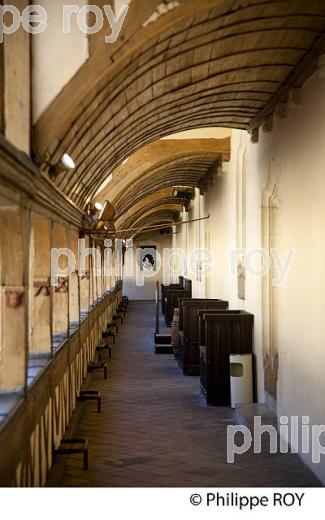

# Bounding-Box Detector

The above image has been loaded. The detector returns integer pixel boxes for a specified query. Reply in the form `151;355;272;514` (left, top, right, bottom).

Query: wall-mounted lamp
83;200;116;238
94;202;103;212
96;201;116;231
172;188;194;212
48;153;76;180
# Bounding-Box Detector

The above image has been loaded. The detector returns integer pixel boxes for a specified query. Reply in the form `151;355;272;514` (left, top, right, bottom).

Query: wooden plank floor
57;301;320;487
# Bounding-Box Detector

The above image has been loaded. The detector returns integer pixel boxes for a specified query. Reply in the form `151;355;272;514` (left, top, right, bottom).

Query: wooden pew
161;276;184;315
163;278;192;327
199;310;253;406
178;299;228;375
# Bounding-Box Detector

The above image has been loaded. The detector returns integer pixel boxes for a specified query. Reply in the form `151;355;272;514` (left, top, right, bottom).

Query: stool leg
83;448;89;471
104;365;108;380
97;395;101;413
109;347;112;359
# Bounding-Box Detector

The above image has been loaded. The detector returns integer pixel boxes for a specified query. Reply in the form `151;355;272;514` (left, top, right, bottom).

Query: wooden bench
177;299;229;375
118;303;127;317
88;361;108;380
106;322;118;335
96;342;112;361
77;390;102;413
53;439;89;470
113;314;123;327
103;328;115;345
199;310;253;405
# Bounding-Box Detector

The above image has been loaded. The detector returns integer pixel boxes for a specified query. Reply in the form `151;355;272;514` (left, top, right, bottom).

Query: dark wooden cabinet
178;299;228;375
200;311;253;405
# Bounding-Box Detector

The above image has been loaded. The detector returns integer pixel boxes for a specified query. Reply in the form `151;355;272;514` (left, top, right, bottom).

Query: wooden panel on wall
0;206;26;390
52;224;68;335
30;216;51;354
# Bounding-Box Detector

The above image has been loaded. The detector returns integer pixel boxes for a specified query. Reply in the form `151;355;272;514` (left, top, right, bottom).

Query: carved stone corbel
250;128;259;144
262;115;273;133
289;88;302;106
5;290;24;309
54;277;69;293
34;278;51;297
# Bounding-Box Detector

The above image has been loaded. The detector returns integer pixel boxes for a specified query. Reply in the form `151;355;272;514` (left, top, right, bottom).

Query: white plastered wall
32;0;89;122
172;67;325;483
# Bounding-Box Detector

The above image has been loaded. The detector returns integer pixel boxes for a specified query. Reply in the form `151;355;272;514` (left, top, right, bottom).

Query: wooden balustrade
0;286;122;486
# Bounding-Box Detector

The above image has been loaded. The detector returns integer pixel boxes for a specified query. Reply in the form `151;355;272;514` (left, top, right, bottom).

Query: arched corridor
1;0;325;498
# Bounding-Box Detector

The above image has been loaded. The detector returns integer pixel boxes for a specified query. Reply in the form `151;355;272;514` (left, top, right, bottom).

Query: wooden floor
57;301;320;487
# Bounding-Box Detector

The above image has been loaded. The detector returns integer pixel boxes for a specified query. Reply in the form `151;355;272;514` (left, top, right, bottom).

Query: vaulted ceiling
34;0;325;236
94;137;230;238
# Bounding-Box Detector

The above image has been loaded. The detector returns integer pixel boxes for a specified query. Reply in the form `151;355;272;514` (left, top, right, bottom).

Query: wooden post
155;281;160;335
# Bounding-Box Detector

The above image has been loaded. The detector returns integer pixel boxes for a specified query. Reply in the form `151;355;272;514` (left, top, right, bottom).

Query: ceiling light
122;158;129;165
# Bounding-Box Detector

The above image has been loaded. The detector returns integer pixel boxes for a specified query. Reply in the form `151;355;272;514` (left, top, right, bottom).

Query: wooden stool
88;361;108;379
108;321;119;334
54;439;89;470
103;333;115;345
77;390;101;413
113;315;123;326
118;306;127;317
96;343;112;361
